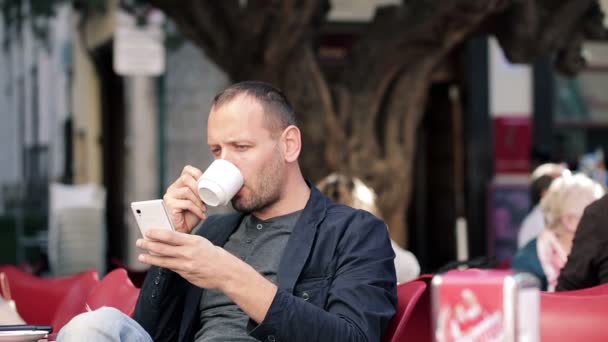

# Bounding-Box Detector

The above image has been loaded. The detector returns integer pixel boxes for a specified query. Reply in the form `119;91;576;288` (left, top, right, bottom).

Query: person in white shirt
517;163;570;248
316;173;421;283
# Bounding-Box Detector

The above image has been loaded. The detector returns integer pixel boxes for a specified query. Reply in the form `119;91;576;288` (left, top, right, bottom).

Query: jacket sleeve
248;210;398;342
133;265;189;341
557;196;608;291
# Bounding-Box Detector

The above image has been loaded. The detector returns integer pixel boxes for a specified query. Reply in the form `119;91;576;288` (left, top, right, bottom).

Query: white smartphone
130;199;175;238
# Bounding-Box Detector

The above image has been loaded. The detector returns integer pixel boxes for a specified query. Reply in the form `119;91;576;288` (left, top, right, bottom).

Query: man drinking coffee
58;81;397;342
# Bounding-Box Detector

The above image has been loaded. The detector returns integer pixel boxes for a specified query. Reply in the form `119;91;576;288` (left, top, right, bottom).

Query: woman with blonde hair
512;173;605;291
317;173;421;283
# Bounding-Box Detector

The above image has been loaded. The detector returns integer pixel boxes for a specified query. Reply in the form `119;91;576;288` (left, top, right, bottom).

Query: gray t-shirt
195;210;302;342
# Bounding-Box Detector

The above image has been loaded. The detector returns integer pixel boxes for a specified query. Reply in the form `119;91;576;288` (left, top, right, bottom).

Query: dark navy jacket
134;185;397;341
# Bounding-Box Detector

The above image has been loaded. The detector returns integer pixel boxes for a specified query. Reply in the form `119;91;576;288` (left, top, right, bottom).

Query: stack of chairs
48;183;106;276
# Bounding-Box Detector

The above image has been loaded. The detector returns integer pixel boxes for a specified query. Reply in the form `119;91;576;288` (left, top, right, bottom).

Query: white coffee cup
197;159;244;206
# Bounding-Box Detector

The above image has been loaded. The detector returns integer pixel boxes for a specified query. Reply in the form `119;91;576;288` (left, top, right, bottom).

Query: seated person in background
512;173;604;291
316;173;421;283
518;163;570;248
557;194;608;291
58;81;397;342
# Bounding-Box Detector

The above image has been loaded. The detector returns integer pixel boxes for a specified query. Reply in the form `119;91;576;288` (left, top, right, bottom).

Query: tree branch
146;0;239;73
262;0;328;66
492;0;606;73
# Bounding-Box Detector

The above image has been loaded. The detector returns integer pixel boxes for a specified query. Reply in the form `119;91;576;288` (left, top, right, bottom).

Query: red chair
46;269;141;341
541;292;608;341
0;265;99;330
399;279;433;342
383;280;427;342
85;268;140;317
556;282;608;296
50;272;104;332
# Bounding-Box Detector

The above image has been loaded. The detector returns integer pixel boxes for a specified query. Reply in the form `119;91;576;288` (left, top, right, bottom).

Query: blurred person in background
518;163;570;248
557;194;608;291
512;173;604;291
317;173;420;283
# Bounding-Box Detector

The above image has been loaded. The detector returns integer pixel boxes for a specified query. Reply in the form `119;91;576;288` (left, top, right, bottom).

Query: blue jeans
57;307;152;342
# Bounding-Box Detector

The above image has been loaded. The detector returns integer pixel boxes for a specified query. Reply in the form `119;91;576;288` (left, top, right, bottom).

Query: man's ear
281;125;301;163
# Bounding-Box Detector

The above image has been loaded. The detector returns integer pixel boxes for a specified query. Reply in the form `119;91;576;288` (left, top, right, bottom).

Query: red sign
435;270;510;342
493;117;532;174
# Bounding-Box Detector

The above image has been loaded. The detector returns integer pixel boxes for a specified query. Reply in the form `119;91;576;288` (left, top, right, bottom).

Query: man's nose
218;151;234;164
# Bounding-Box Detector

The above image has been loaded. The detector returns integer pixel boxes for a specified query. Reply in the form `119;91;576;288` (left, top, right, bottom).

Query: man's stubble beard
231;149;285;213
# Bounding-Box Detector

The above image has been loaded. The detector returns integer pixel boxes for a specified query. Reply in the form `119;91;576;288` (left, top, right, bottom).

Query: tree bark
325;1;510;246
146;0;606;248
492;0;607;75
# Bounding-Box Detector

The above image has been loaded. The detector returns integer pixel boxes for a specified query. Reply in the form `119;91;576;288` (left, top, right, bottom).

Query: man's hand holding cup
163;160;244;235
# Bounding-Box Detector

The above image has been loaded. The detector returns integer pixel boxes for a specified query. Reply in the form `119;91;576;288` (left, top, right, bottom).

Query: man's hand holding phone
132;165;207;257
134;165;241;293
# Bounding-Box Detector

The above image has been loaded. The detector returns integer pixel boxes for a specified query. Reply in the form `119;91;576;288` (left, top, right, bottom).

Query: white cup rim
198;178;227;206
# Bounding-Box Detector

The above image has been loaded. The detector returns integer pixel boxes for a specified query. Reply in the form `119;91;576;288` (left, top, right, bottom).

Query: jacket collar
276;182;327;292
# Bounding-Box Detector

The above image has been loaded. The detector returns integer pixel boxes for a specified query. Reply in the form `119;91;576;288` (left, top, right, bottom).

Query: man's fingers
165;187;206;215
169;173;201;199
165;198;206;221
137;238;181;255
138;253;185;272
166;171;207;214
181;165;203;182
169;166;201;194
144;228;194;246
181;173;201;197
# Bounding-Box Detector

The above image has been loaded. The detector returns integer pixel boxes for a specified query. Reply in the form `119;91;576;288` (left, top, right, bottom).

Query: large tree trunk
148;0;334;184
322;2;510;245
147;0;606;248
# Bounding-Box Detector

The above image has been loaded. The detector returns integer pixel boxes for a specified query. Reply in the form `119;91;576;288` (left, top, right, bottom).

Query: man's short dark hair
212;81;297;135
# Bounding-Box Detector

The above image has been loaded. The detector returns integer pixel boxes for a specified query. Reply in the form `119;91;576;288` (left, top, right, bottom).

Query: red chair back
50;272;103;332
383;280;427;342
85;268;140;316
399;279;433;342
0;265;98;328
556;282;608;296
541;292;608;341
